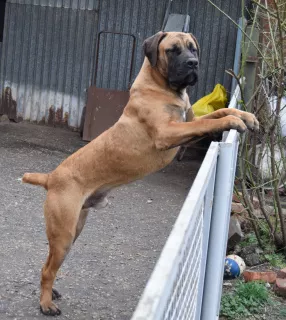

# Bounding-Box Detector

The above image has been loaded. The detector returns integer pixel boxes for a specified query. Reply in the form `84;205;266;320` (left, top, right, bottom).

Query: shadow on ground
0;122;203;320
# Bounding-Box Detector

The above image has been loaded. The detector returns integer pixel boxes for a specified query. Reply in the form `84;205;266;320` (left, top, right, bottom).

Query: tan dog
22;31;259;316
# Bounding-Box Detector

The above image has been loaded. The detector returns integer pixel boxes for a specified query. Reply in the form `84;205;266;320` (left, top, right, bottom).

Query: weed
239;228;286;269
240;232;257;247
280;308;286;317
264;253;286;268
220;281;270;319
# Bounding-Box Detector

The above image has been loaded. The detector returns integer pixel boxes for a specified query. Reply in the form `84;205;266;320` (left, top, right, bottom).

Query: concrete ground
0;122;203;320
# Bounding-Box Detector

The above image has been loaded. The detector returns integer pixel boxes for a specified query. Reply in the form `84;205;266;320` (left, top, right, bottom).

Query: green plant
279;308;286;316
220;281;270;319
240;232;258;247
239;229;286;267
264;253;286;268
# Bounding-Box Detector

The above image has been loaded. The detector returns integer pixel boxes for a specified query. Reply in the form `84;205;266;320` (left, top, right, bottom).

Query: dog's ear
143;32;167;67
190;33;200;59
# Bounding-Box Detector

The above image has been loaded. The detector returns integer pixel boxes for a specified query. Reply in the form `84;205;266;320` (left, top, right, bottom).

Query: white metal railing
200;129;239;320
131;129;239;320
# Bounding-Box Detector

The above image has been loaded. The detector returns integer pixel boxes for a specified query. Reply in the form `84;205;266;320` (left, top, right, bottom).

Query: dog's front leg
155;115;257;150
195;108;259;131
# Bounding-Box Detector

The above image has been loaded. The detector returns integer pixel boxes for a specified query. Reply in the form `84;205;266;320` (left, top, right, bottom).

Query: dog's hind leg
73;191;109;244
74;208;89;243
40;190;83;316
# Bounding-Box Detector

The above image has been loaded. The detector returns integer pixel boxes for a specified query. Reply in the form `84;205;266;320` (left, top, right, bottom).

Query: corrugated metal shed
0;0;241;129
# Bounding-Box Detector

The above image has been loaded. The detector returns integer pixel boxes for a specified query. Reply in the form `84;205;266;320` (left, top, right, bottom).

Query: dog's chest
165;103;188;122
182;109;187;122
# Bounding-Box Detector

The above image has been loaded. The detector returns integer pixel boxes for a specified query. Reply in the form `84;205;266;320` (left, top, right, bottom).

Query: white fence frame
131;129;239;320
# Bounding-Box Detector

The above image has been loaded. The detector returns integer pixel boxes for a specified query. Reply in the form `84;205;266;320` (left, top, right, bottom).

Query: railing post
201;130;239;320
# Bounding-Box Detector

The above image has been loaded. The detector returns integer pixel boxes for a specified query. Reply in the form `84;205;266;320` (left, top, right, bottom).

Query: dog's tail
22;173;49;190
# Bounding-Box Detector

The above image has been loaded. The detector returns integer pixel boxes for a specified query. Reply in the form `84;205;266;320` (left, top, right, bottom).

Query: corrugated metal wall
7;0;98;10
0;0;241;128
0;0;99;127
94;0;169;91
95;0;242;102
187;0;242;102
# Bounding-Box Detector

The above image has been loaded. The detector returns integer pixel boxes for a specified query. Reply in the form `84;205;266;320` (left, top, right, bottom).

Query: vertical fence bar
201;130;239;320
195;165;216;320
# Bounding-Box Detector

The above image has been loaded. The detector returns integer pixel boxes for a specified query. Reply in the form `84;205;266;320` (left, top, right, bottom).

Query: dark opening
0;0;6;42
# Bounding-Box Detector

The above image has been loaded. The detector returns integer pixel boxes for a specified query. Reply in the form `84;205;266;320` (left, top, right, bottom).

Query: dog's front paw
239;111;259;131
225;115;247;133
40;301;61;316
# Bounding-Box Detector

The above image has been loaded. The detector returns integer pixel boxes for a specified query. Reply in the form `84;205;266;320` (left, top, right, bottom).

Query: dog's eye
166;46;181;55
189;46;197;54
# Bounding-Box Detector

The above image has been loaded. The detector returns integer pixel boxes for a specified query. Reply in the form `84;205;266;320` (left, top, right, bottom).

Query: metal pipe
161;0;172;31
183;0;190;32
182;15;190;32
231;17;247;96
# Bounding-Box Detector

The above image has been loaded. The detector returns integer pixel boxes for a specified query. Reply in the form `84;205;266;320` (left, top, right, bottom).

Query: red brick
232;193;260;209
274;278;286;298
243;270;277;283
231;202;245;214
277;268;286;279
232;193;241;203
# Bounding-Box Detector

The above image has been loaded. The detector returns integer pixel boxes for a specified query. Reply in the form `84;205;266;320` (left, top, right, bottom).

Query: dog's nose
186;58;198;68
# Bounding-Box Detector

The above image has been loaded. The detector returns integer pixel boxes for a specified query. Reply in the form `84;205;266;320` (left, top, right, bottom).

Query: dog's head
143;31;200;90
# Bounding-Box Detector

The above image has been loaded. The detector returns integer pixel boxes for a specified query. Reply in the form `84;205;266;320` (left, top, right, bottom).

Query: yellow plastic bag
192;84;227;117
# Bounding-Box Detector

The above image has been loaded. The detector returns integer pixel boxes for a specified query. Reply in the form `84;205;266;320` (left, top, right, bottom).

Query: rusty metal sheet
82;30;135;141
82;87;129;141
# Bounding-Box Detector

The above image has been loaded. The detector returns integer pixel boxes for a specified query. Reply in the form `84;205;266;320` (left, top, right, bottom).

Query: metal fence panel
131;142;219;320
131;123;240;320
